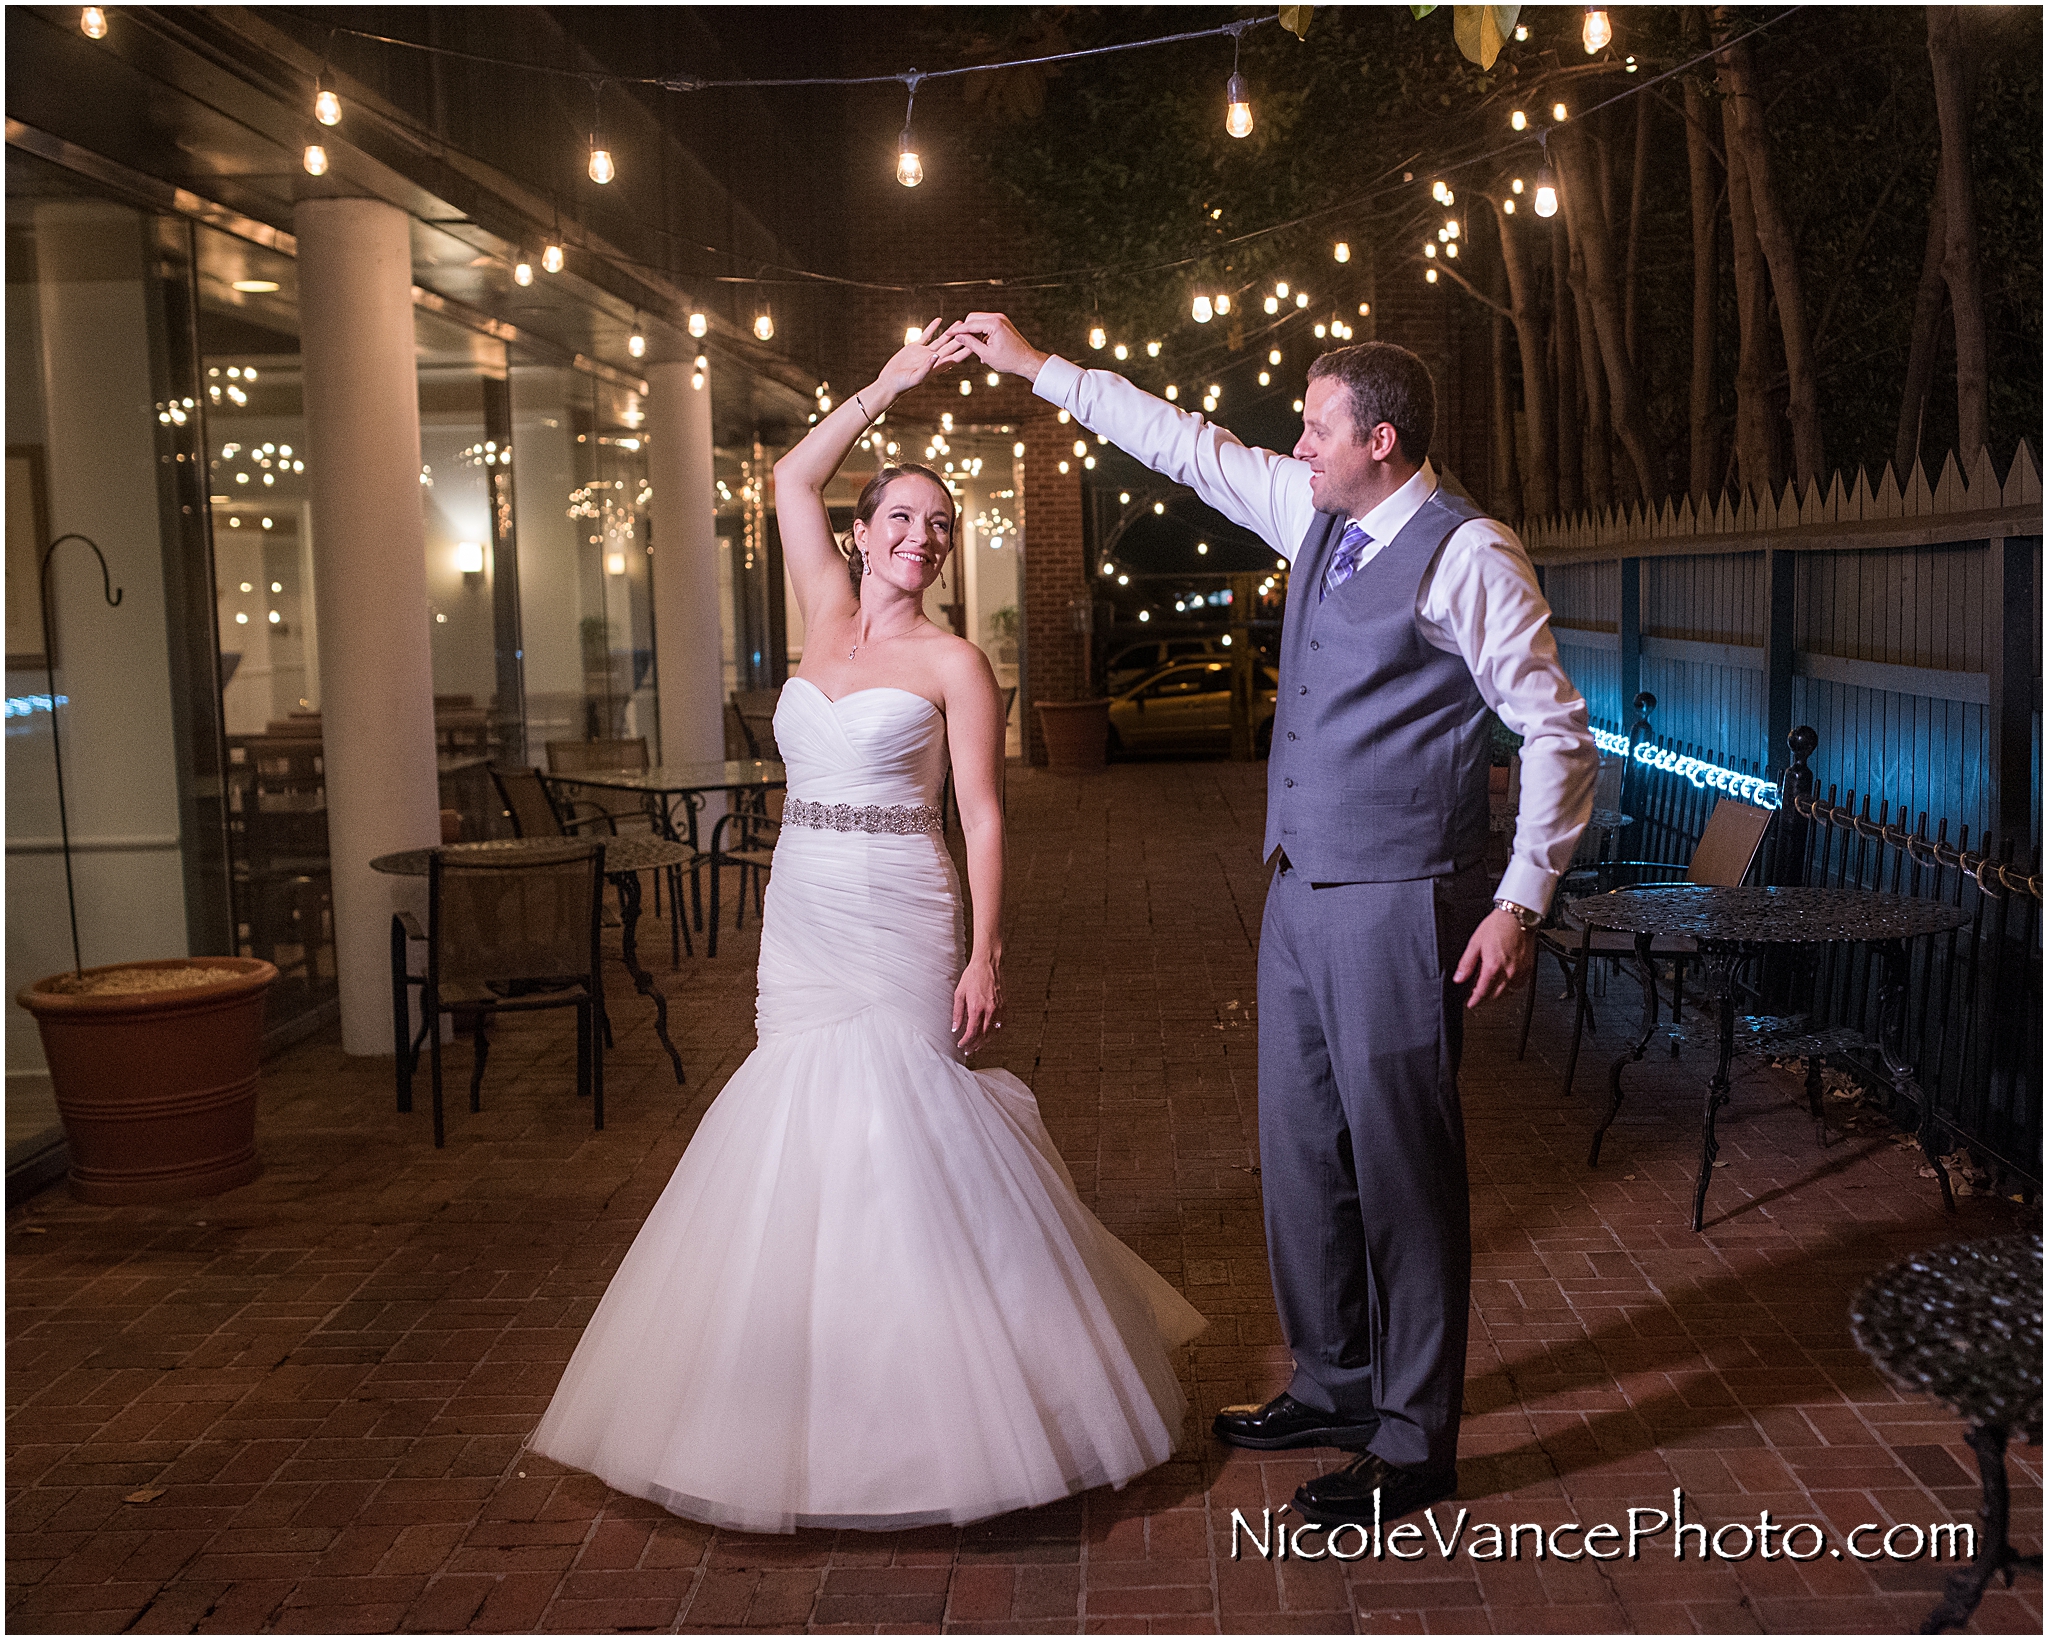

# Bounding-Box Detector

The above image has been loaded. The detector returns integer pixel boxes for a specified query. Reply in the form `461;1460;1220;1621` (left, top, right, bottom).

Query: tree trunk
1926;5;1989;462
1567;229;1615;511
1556;126;1659;507
1894;170;1949;479
1550;222;1586;515
1683;65;1721;503
1722;91;1778;500
1624;92;1652;372
1716;14;1824;488
1489;312;1521;526
1492;199;1557;519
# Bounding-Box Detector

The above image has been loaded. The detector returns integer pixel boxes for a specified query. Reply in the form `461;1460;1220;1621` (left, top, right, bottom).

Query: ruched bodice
775;677;949;808
528;670;1204;1534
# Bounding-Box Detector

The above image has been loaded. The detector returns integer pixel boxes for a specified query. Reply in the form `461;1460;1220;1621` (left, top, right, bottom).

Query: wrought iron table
1851;1234;2041;1633
1568;885;1970;1230
372;835;697;1085
542;760;787;849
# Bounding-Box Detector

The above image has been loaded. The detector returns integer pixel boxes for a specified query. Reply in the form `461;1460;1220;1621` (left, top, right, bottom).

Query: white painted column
294;198;440;1056
647;359;724;769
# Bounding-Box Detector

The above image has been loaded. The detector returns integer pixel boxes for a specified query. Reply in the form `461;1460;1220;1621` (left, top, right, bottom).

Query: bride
526;323;1205;1533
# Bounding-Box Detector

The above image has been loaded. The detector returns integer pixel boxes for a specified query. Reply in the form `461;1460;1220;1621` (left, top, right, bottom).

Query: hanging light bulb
1333;241;1350;263
1224;72;1254;139
1514;22;1529;40
1358;302;1369;316
1511;177;1525;194
513;255;533;287
1583;8;1612;52
1446;243;1458;258
302;143;329;177
542;242;564;274
1112;342;1129;360
754;304;774;342
80;6;107;38
1424;243;1437;259
314;87;341;126
1264;295;1279;314
1431;180;1448;204
1445;219;1460;239
1504;198;1516;215
627;316;646;359
1295;292;1309;308
1192;295;1214;324
1426;268;1438;284
1269;348;1282;364
1145;340;1161;357
687;311;708;338
1215;293;1231;315
589;143;615;185
1534;164;1559;218
1088;325;1106;350
896;132;923;188
1553;102;1569;122
1511;109;1527;132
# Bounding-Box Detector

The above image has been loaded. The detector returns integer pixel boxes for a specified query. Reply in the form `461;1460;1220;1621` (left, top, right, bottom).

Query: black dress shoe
1293;1450;1458;1525
1211;1393;1380;1451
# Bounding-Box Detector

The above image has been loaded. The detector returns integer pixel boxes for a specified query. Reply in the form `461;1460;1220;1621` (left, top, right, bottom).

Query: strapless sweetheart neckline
787;675;942;715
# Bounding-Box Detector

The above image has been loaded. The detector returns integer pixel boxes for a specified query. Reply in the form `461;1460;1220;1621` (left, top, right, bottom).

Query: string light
589;143;615;185
627;316;646;358
1215;293;1231;315
1534;165;1559;218
80;6;106;38
315;85;341;126
1511;177;1525;194
1165;385;1179;399
1426;268;1438;283
1145;340;1161;357
1358;302;1370;316
542;242;564;274
1112;342;1129;360
1294;292;1308;308
302;143;329;176
1503;198;1516;215
1275;281;1289;297
1224;25;1253;138
1514;22;1529;40
753;302;774;341
1264;295;1279;314
514;254;533;286
1553;101;1569;121
1333;241;1350;263
1191;295;1213;324
896;75;924;187
1088;325;1107;350
1583;8;1612;52
688;312;707;338
905;324;924;344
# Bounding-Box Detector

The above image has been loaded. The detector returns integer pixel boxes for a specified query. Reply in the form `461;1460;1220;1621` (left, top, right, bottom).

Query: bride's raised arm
772;320;960;625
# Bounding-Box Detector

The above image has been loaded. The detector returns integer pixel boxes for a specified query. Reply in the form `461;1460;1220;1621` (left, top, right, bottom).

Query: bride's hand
872;318;950;400
952;956;1003;1055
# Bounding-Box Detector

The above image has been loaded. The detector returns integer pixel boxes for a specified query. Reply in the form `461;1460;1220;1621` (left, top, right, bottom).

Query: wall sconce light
455;541;485;577
605;551;628;577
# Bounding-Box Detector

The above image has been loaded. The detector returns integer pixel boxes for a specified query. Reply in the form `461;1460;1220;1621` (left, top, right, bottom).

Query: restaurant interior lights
80;6;106;38
454;541;485;575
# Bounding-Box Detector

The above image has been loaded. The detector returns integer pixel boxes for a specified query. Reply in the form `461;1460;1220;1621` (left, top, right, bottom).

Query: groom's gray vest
1263;487;1494;882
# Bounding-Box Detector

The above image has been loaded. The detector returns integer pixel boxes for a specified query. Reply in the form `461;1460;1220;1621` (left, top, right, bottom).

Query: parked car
1106;659;1280;758
1105;635;1230;695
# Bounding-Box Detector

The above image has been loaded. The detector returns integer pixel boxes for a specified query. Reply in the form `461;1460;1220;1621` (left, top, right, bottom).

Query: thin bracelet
854;391;871;423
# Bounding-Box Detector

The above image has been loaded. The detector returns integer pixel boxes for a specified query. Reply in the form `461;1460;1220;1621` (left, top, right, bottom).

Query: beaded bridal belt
783;797;944;835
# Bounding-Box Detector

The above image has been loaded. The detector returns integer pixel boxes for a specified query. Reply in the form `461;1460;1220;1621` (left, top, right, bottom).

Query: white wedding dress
527;678;1205;1533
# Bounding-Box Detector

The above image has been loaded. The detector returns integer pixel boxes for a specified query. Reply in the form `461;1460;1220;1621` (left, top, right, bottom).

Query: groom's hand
942;313;1050;384
1454;910;1533;1008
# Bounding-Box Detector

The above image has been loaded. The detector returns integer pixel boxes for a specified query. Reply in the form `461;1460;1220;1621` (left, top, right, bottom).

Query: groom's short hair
1307;342;1435;466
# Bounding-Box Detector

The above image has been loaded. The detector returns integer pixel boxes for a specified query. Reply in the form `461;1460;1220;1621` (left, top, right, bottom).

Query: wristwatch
1492;897;1543;932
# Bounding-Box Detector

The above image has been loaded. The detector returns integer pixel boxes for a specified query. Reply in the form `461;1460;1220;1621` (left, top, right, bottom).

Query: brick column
1021;402;1088;764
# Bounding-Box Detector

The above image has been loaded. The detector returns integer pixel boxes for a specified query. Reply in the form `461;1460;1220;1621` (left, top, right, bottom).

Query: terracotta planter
18;958;277;1205
1036;698;1112;772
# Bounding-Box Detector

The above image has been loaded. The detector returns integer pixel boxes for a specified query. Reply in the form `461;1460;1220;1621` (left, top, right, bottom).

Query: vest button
1298;686;1308;695
1286;732;1297;741
1284;778;1295;788
1309;639;1320;650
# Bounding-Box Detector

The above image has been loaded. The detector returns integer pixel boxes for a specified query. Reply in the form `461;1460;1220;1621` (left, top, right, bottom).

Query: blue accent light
1592;725;1779;809
5;694;68;718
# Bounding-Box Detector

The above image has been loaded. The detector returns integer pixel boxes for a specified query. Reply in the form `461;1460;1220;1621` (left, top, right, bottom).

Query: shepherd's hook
38;534;123;978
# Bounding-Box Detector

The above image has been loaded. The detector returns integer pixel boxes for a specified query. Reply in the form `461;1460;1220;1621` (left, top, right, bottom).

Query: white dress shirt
1035;354;1596;913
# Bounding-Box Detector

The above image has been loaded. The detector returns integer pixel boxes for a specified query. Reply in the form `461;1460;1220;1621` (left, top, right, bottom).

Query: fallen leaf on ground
124;1488;167;1504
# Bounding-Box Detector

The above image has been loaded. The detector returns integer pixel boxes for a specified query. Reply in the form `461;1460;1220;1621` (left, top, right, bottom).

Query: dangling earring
860;549;873;575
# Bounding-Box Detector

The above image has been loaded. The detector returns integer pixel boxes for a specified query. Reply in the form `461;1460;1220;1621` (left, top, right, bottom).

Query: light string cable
203;5;1797;309
277;10;1282;97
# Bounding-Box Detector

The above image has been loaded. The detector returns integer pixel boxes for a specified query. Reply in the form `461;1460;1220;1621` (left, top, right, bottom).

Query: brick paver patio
7;761;2040;1634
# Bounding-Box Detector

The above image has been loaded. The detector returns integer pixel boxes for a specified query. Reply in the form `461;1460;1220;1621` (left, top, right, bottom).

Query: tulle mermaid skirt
526;824;1206;1532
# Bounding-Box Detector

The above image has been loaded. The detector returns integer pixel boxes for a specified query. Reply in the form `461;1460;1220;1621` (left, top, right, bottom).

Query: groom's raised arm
945;314;1316;560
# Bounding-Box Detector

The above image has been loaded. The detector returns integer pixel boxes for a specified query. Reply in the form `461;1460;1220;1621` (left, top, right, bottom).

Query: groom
944;314;1596;1524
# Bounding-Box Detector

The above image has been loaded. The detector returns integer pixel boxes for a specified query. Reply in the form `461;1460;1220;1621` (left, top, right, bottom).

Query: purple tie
1319;523;1370;602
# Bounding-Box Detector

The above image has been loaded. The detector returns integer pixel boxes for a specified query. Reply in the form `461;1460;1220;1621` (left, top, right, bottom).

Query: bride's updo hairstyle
845;463;958;591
